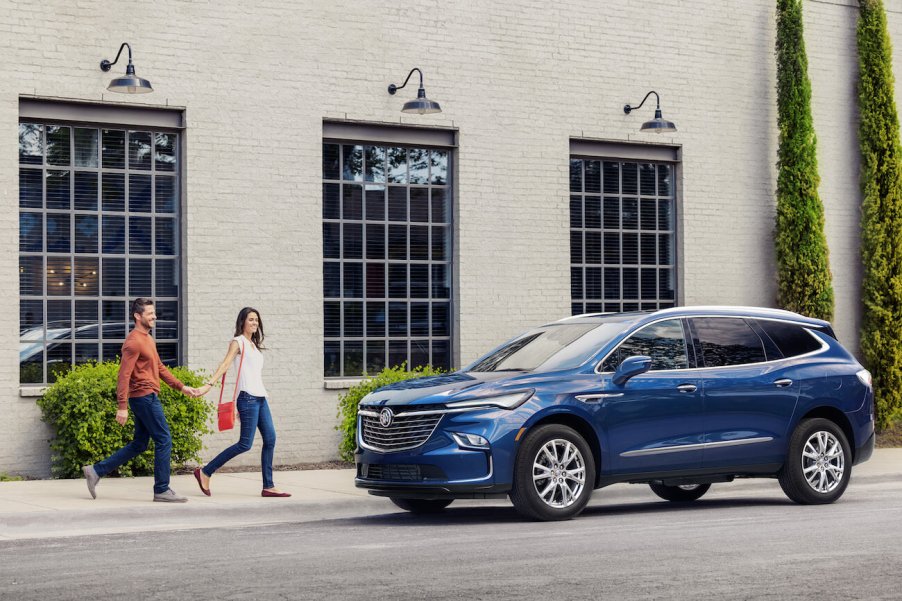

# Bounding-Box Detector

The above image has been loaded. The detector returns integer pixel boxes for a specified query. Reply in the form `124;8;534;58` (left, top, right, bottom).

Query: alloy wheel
532;438;586;508
801;430;845;494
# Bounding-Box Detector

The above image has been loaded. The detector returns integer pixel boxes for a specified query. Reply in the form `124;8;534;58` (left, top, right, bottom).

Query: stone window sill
323;378;366;390
20;386;48;398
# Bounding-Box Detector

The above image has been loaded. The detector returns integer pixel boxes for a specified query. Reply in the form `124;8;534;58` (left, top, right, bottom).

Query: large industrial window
569;155;676;315
323;135;453;378
19;120;181;384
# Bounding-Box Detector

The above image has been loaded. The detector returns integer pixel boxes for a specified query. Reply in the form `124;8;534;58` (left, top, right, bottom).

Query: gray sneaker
82;465;100;499
153;488;188;503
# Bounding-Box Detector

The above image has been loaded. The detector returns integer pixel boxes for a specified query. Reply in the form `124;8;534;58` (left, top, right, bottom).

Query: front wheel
649;482;711;502
509;424;596;521
389;498;453;513
778;418;851;505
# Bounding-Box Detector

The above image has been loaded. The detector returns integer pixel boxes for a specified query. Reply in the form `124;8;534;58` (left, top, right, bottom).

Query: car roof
552;305;831;329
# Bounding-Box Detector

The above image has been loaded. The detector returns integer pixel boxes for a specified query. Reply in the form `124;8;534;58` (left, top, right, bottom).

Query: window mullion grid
68;128;76;370
338;148;346;376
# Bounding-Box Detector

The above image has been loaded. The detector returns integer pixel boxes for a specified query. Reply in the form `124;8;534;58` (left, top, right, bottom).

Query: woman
193;307;291;498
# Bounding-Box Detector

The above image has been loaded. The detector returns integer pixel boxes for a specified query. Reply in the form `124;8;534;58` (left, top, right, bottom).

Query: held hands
183;384;213;398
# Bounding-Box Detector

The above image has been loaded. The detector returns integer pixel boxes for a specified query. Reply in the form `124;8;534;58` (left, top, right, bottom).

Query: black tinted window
693;318;766;367
601;319;688;371
756;320;822;358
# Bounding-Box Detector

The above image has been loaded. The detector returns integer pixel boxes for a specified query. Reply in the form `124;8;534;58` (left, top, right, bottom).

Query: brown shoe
261;489;291;498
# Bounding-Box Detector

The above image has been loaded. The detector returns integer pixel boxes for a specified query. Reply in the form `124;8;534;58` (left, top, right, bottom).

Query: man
83;298;198;502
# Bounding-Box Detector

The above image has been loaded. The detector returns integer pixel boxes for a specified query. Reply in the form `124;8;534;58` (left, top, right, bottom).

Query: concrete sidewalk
1;449;899;541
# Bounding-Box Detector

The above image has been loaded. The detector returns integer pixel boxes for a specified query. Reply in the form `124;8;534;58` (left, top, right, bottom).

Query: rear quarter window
755;320;823;358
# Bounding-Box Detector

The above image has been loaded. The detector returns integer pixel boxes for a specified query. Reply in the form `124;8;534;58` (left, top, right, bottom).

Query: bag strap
218;338;246;407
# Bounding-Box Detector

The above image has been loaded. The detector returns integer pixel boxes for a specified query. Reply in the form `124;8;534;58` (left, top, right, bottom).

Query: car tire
389;498;453;513
510;424;596;521
648;482;711;502
778;418;852;505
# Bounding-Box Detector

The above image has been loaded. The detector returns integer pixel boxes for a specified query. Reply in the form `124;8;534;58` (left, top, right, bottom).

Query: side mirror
612;355;652;386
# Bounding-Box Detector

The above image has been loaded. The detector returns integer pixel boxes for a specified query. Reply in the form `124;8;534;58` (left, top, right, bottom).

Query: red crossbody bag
217;338;245;432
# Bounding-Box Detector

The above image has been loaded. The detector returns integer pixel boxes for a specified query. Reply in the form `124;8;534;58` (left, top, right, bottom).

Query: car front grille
360;411;442;452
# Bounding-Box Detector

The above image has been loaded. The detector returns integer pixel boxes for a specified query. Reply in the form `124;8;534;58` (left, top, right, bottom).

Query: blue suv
354;307;875;520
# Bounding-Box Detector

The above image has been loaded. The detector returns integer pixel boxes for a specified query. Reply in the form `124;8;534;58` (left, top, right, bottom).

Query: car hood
360;371;521;406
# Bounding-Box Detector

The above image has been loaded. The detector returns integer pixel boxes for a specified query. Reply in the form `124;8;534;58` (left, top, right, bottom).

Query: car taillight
856;369;872;388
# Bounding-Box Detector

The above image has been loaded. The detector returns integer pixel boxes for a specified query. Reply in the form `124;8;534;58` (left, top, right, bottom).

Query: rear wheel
389;498;453;513
510;424;596;521
649;482;711;502
778;418;851;505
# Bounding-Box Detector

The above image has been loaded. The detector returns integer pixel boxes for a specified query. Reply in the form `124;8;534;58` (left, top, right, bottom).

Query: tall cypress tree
857;0;902;430
774;0;834;320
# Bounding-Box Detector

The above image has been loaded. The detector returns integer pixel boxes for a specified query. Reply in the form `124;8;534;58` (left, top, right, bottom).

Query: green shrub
857;0;902;429
36;361;214;478
774;0;834;320
336;364;444;462
0;473;25;482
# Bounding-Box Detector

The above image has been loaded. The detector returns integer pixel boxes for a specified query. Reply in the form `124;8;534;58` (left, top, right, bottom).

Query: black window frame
18;100;184;385
322;123;456;379
568;140;680;316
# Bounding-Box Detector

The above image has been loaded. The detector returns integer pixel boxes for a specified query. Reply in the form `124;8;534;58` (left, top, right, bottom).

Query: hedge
36;361;213;478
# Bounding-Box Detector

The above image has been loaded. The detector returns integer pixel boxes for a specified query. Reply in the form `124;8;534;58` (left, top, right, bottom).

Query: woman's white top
232;335;268;398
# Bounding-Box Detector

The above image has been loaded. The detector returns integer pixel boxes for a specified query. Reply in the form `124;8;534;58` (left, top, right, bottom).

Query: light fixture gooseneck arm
623;90;661;115
100;43;134;73
388;68;425;95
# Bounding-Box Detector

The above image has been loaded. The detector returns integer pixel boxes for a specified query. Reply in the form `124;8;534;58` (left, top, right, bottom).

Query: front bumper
354;406;524;498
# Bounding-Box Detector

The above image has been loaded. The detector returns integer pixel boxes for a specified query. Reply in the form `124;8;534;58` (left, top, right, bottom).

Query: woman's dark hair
234;307;265;349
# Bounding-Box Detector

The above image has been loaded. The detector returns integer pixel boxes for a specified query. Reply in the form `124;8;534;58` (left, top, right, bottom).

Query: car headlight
444;390;534;411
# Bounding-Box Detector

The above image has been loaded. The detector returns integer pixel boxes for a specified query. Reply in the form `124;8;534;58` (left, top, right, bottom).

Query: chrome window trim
594;314;830;375
619;436;774;458
575;393;623;403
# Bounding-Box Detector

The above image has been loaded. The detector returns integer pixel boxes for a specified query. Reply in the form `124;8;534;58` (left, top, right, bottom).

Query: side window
601;319;688;372
692;317;766;367
755;320;822;358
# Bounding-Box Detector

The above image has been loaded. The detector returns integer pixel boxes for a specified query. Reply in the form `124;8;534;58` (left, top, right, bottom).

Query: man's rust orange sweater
116;328;185;409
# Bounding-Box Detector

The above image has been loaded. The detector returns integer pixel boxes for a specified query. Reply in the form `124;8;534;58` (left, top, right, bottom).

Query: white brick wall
0;0;898;476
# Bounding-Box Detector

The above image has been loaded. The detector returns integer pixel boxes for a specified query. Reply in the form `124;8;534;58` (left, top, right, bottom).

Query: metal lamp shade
107;73;154;94
401;96;442;114
401;86;442;114
640;108;676;133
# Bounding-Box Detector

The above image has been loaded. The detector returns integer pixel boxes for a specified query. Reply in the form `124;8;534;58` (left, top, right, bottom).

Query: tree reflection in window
602;319;687;371
693;318;767;367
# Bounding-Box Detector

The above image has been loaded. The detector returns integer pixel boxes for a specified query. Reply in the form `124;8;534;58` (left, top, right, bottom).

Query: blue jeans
203;392;276;489
93;393;172;495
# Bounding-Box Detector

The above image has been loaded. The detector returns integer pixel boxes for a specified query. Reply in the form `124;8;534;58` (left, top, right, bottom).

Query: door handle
774;378;793;388
676;384;697;393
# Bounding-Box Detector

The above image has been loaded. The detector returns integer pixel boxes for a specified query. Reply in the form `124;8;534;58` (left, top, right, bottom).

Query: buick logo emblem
379;408;394;427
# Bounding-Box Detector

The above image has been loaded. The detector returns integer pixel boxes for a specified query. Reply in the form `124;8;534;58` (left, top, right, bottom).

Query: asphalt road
2;475;900;601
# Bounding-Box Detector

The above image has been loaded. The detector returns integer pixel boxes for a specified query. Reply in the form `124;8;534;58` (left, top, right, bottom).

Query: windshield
464;321;632;373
